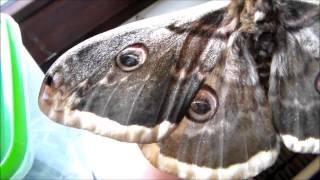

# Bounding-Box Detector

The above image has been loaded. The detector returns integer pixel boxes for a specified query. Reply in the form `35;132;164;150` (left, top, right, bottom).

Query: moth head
38;14;209;143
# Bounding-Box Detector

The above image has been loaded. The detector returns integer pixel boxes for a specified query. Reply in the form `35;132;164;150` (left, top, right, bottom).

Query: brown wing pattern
269;1;320;154
37;1;320;179
141;34;279;179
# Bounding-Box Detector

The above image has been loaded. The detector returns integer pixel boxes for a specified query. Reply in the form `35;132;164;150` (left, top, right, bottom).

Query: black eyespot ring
116;44;148;72
187;85;219;123
190;100;211;115
119;54;139;67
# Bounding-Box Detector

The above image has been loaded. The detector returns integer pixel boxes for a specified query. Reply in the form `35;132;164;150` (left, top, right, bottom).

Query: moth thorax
249;32;276;92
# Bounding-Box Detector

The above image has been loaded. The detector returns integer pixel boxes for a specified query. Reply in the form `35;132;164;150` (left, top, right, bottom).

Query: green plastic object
1;14;33;179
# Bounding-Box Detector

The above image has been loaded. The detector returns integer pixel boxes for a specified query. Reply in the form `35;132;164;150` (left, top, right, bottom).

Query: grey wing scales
140;34;280;179
269;1;320;154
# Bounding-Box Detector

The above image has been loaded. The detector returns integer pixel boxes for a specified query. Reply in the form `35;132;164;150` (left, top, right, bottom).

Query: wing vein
125;75;151;124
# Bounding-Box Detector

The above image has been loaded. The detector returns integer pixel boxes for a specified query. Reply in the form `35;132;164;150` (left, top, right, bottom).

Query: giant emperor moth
38;0;319;179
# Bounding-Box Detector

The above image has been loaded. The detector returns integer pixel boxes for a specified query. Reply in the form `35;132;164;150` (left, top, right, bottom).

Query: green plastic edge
0;17;28;180
0;27;12;169
0;15;13;162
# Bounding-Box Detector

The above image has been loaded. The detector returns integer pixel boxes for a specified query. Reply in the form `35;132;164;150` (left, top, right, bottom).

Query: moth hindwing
39;0;320;179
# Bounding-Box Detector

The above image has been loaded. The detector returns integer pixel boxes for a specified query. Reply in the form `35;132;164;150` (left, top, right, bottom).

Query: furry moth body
38;0;319;179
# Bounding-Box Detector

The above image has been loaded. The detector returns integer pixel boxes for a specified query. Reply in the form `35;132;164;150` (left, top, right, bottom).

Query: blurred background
1;0;210;72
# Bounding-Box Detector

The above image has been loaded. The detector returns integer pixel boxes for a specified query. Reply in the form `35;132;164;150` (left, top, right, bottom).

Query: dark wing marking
140;34;280;179
38;4;227;144
269;1;320;154
38;40;202;143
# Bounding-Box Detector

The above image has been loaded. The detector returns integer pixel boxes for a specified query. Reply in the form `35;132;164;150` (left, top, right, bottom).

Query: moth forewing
38;1;229;143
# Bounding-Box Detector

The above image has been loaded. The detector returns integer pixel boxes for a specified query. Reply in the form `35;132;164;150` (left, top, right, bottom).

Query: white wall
125;0;319;23
125;0;211;23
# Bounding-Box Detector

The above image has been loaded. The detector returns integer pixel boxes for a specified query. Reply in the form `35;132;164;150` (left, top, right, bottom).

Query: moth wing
38;2;230;144
141;34;280;179
269;1;320;154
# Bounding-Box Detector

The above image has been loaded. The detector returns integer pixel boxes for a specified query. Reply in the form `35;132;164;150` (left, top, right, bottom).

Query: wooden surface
3;0;156;72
